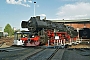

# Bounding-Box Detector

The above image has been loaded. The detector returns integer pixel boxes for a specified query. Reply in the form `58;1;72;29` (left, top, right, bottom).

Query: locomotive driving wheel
34;41;40;46
40;33;48;45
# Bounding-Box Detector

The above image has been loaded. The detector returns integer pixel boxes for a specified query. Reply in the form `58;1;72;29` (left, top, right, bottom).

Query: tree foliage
4;24;14;36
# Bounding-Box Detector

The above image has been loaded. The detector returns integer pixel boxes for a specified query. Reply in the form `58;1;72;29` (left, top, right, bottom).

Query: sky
0;0;90;31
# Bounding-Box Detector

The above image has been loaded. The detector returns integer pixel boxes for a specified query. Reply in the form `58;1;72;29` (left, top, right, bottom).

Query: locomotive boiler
14;16;78;46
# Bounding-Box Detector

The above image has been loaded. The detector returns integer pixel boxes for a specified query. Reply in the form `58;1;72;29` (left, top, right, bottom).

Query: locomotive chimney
36;16;40;20
43;17;46;20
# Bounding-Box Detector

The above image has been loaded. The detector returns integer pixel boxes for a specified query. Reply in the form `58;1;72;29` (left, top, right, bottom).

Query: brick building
51;19;90;30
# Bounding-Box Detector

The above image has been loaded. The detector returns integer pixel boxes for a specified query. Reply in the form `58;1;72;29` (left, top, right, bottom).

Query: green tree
4;24;14;36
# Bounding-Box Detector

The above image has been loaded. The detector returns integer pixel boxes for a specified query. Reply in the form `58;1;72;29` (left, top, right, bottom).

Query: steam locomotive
13;16;78;46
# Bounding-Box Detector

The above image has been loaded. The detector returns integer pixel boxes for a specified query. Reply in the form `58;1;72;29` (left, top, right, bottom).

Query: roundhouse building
51;19;90;30
51;19;90;40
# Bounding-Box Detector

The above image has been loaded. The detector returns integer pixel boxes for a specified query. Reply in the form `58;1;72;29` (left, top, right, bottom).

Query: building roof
50;19;90;23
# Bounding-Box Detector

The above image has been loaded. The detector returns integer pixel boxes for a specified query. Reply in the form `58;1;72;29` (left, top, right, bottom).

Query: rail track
0;46;90;60
21;48;90;60
0;46;65;60
62;48;90;60
23;48;65;60
0;47;43;60
0;37;90;60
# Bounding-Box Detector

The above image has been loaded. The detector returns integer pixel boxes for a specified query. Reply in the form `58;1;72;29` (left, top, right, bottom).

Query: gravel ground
0;37;14;48
69;44;90;48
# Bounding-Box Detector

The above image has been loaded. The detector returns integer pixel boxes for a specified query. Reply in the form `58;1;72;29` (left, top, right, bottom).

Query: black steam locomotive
21;16;78;38
13;16;78;46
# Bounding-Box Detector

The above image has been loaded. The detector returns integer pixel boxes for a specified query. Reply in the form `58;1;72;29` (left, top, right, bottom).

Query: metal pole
70;38;72;45
48;40;49;47
57;40;58;46
54;40;55;45
34;2;36;17
61;40;63;45
64;39;66;45
59;40;60;43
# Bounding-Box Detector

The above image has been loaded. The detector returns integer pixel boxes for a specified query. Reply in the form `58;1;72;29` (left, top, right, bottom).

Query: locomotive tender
79;28;90;39
13;16;78;46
